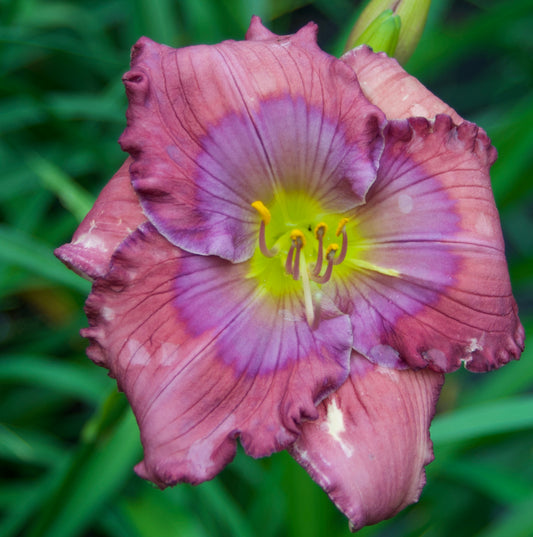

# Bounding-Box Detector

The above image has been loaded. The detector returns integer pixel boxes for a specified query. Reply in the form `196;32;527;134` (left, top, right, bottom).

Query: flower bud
346;9;401;58
345;0;431;64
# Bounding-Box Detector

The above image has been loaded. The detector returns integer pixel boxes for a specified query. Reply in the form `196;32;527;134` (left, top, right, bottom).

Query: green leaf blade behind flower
431;396;533;445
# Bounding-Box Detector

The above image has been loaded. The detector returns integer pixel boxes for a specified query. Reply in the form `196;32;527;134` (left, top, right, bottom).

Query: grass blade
431;396;533;445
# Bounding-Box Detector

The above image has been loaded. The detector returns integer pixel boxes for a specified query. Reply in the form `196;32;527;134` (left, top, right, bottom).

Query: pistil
299;255;315;326
285;242;295;275
289;230;305;280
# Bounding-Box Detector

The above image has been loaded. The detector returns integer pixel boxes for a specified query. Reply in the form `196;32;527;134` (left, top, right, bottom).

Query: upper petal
245;14;278;41
333;115;524;372
118;21;384;262
54;158;146;280
83;223;352;486
289;353;444;531
341;45;463;122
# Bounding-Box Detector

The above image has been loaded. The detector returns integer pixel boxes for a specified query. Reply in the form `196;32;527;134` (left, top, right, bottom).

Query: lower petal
83;223;352;486
289;353;444;531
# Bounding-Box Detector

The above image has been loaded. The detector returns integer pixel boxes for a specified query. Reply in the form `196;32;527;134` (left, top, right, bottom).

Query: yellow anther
290;229;306;247
314;222;328;239
251;201;271;224
326;243;339;256
336;217;349;236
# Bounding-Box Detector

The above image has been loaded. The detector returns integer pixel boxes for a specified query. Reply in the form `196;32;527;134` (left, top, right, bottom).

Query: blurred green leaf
117;486;211;537
28;154;95;222
132;0;181;44
191;479;256;537
45;93;125;122
282;452;333;537
477;494;533;537
0;25;123;74
440;459;533;504
25;392;141;537
0;469;71;537
0;355;107;404
489;96;533;209
0;225;90;294
0;96;47;134
0;424;66;466
431;396;533;445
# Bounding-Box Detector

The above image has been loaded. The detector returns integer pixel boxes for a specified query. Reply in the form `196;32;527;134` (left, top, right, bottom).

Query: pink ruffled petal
289;353;444;531
54;159;146;280
342;45;463;122
118;20;384;263
83;223;352;486
336;115;524;372
245;14;277;40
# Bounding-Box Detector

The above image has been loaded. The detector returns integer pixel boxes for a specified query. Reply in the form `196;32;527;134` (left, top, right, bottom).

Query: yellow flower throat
248;192;353;326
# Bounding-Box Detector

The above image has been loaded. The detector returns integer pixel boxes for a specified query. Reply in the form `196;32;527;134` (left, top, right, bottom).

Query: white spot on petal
293;446;308;462
375;367;400;383
126;339;150;366
185;414;235;479
279;309;299;322
398;193;413;214
186;438;215;477
73;232;108;252
101;306;115;321
324;398;353;458
410;103;429;117
475;213;494;237
465;337;484;354
159;342;178;366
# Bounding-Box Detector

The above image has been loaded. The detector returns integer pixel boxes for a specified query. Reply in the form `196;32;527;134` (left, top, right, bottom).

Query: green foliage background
1;0;532;535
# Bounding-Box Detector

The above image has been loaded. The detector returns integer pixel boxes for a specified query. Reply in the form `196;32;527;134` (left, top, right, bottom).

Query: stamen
292;247;301;280
311;243;338;284
334;217;349;265
290;230;305;280
251;201;271;224
315;222;328;238
285;243;295;275
252;201;276;257
313;222;328;276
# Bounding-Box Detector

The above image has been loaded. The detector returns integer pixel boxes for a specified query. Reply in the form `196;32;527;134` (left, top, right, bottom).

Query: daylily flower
56;17;524;531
